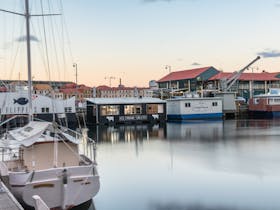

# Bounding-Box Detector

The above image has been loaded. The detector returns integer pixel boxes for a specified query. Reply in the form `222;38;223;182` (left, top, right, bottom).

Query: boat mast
25;0;33;122
0;1;61;122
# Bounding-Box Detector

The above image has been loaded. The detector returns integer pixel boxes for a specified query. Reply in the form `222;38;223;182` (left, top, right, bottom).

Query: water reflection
89;120;280;210
150;202;253;210
88;124;166;143
166;120;223;141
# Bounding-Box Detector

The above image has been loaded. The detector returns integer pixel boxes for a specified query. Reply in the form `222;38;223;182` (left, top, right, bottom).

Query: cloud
257;50;280;58
191;62;201;66
16;35;40;42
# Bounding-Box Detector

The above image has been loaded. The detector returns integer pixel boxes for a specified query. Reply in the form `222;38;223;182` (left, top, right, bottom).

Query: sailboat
0;1;100;209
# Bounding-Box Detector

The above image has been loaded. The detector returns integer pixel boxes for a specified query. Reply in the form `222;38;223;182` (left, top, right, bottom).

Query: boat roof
86;97;166;105
166;97;222;102
1;121;80;147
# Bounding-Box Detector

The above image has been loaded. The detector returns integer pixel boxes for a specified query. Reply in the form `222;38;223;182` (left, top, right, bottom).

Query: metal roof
209;72;280;81
86;97;166;105
157;66;213;82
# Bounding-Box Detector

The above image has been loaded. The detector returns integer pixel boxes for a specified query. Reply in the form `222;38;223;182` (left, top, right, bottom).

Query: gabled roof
209;72;280;81
157;66;213;82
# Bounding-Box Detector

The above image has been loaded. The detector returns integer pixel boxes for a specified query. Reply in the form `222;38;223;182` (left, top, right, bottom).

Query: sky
1;0;280;87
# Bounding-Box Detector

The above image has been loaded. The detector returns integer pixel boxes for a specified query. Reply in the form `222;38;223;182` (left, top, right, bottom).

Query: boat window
158;104;164;113
254;98;259;104
124;105;142;115
146;104;164;114
46;107;49;113
147;104;158;114
42;107;45;113
65;107;72;112
212;102;218;106
185;103;191;107
100;105;120;116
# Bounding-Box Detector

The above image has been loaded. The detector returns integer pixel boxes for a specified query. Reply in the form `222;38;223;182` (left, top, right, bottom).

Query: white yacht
0;120;100;209
0;0;100;209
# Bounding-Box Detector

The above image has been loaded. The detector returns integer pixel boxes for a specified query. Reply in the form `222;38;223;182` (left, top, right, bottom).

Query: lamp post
248;66;258;98
73;63;78;85
73;63;78;105
165;65;172;98
165;65;171;88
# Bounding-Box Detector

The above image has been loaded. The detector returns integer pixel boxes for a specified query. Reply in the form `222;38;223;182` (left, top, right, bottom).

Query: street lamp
165;65;171;89
165;65;172;97
73;63;78;85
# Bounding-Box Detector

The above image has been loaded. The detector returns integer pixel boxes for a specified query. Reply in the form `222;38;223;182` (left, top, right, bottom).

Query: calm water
88;120;280;210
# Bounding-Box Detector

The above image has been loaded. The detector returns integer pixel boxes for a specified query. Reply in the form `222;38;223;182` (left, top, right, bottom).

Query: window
185;103;191;107
146;104;164;114
254;98;259;104
124;105;142;115
46;107;49;113
147;104;158;114
100;105;119;116
65;107;72;113
212;102;218;106
42;107;45;113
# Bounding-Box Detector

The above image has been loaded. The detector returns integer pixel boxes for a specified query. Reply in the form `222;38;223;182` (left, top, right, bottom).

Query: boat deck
0;181;24;210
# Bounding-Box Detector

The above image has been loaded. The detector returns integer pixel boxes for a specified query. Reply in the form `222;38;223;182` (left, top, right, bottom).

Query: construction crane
105;76;115;87
220;56;261;92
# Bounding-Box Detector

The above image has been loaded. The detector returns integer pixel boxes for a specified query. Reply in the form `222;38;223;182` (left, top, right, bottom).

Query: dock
0;181;24;210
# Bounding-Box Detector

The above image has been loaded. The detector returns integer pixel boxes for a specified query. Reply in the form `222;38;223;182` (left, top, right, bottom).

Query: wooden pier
0;181;23;210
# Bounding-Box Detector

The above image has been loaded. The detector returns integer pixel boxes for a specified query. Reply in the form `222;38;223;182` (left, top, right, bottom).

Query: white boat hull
8;165;100;209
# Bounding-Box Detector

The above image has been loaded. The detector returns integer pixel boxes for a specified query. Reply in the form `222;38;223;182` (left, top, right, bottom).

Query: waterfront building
209;71;280;100
157;66;220;92
60;83;93;102
157;67;280;101
33;84;63;99
86;97;166;125
94;85;153;98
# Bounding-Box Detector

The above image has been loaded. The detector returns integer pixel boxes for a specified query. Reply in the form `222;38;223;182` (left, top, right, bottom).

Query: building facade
94;86;153;98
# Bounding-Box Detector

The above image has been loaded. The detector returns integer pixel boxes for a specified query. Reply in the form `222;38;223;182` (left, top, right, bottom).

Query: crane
220;56;261;92
105;76;116;87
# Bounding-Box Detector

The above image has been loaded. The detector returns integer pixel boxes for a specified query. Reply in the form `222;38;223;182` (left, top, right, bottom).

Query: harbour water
89;120;280;210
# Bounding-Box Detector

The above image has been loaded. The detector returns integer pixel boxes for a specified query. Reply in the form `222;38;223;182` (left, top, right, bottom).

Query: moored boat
0;0;100;208
166;96;223;121
0;120;100;209
249;88;280;118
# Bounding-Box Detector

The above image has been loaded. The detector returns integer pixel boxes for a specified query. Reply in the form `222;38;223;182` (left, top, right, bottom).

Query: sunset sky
1;0;280;87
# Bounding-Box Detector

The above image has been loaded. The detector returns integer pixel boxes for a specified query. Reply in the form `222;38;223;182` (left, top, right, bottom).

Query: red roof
61;83;76;89
210;72;280;81
157;66;213;82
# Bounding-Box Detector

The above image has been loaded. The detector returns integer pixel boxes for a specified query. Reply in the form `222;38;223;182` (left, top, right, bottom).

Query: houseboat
166;96;223;120
86;97;166;125
249;88;280;118
0;91;76;126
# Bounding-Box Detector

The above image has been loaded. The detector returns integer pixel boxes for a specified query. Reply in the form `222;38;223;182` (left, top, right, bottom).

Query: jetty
0;181;23;210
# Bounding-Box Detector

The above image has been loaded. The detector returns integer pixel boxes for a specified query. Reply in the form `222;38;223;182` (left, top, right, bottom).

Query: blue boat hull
167;113;223;121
